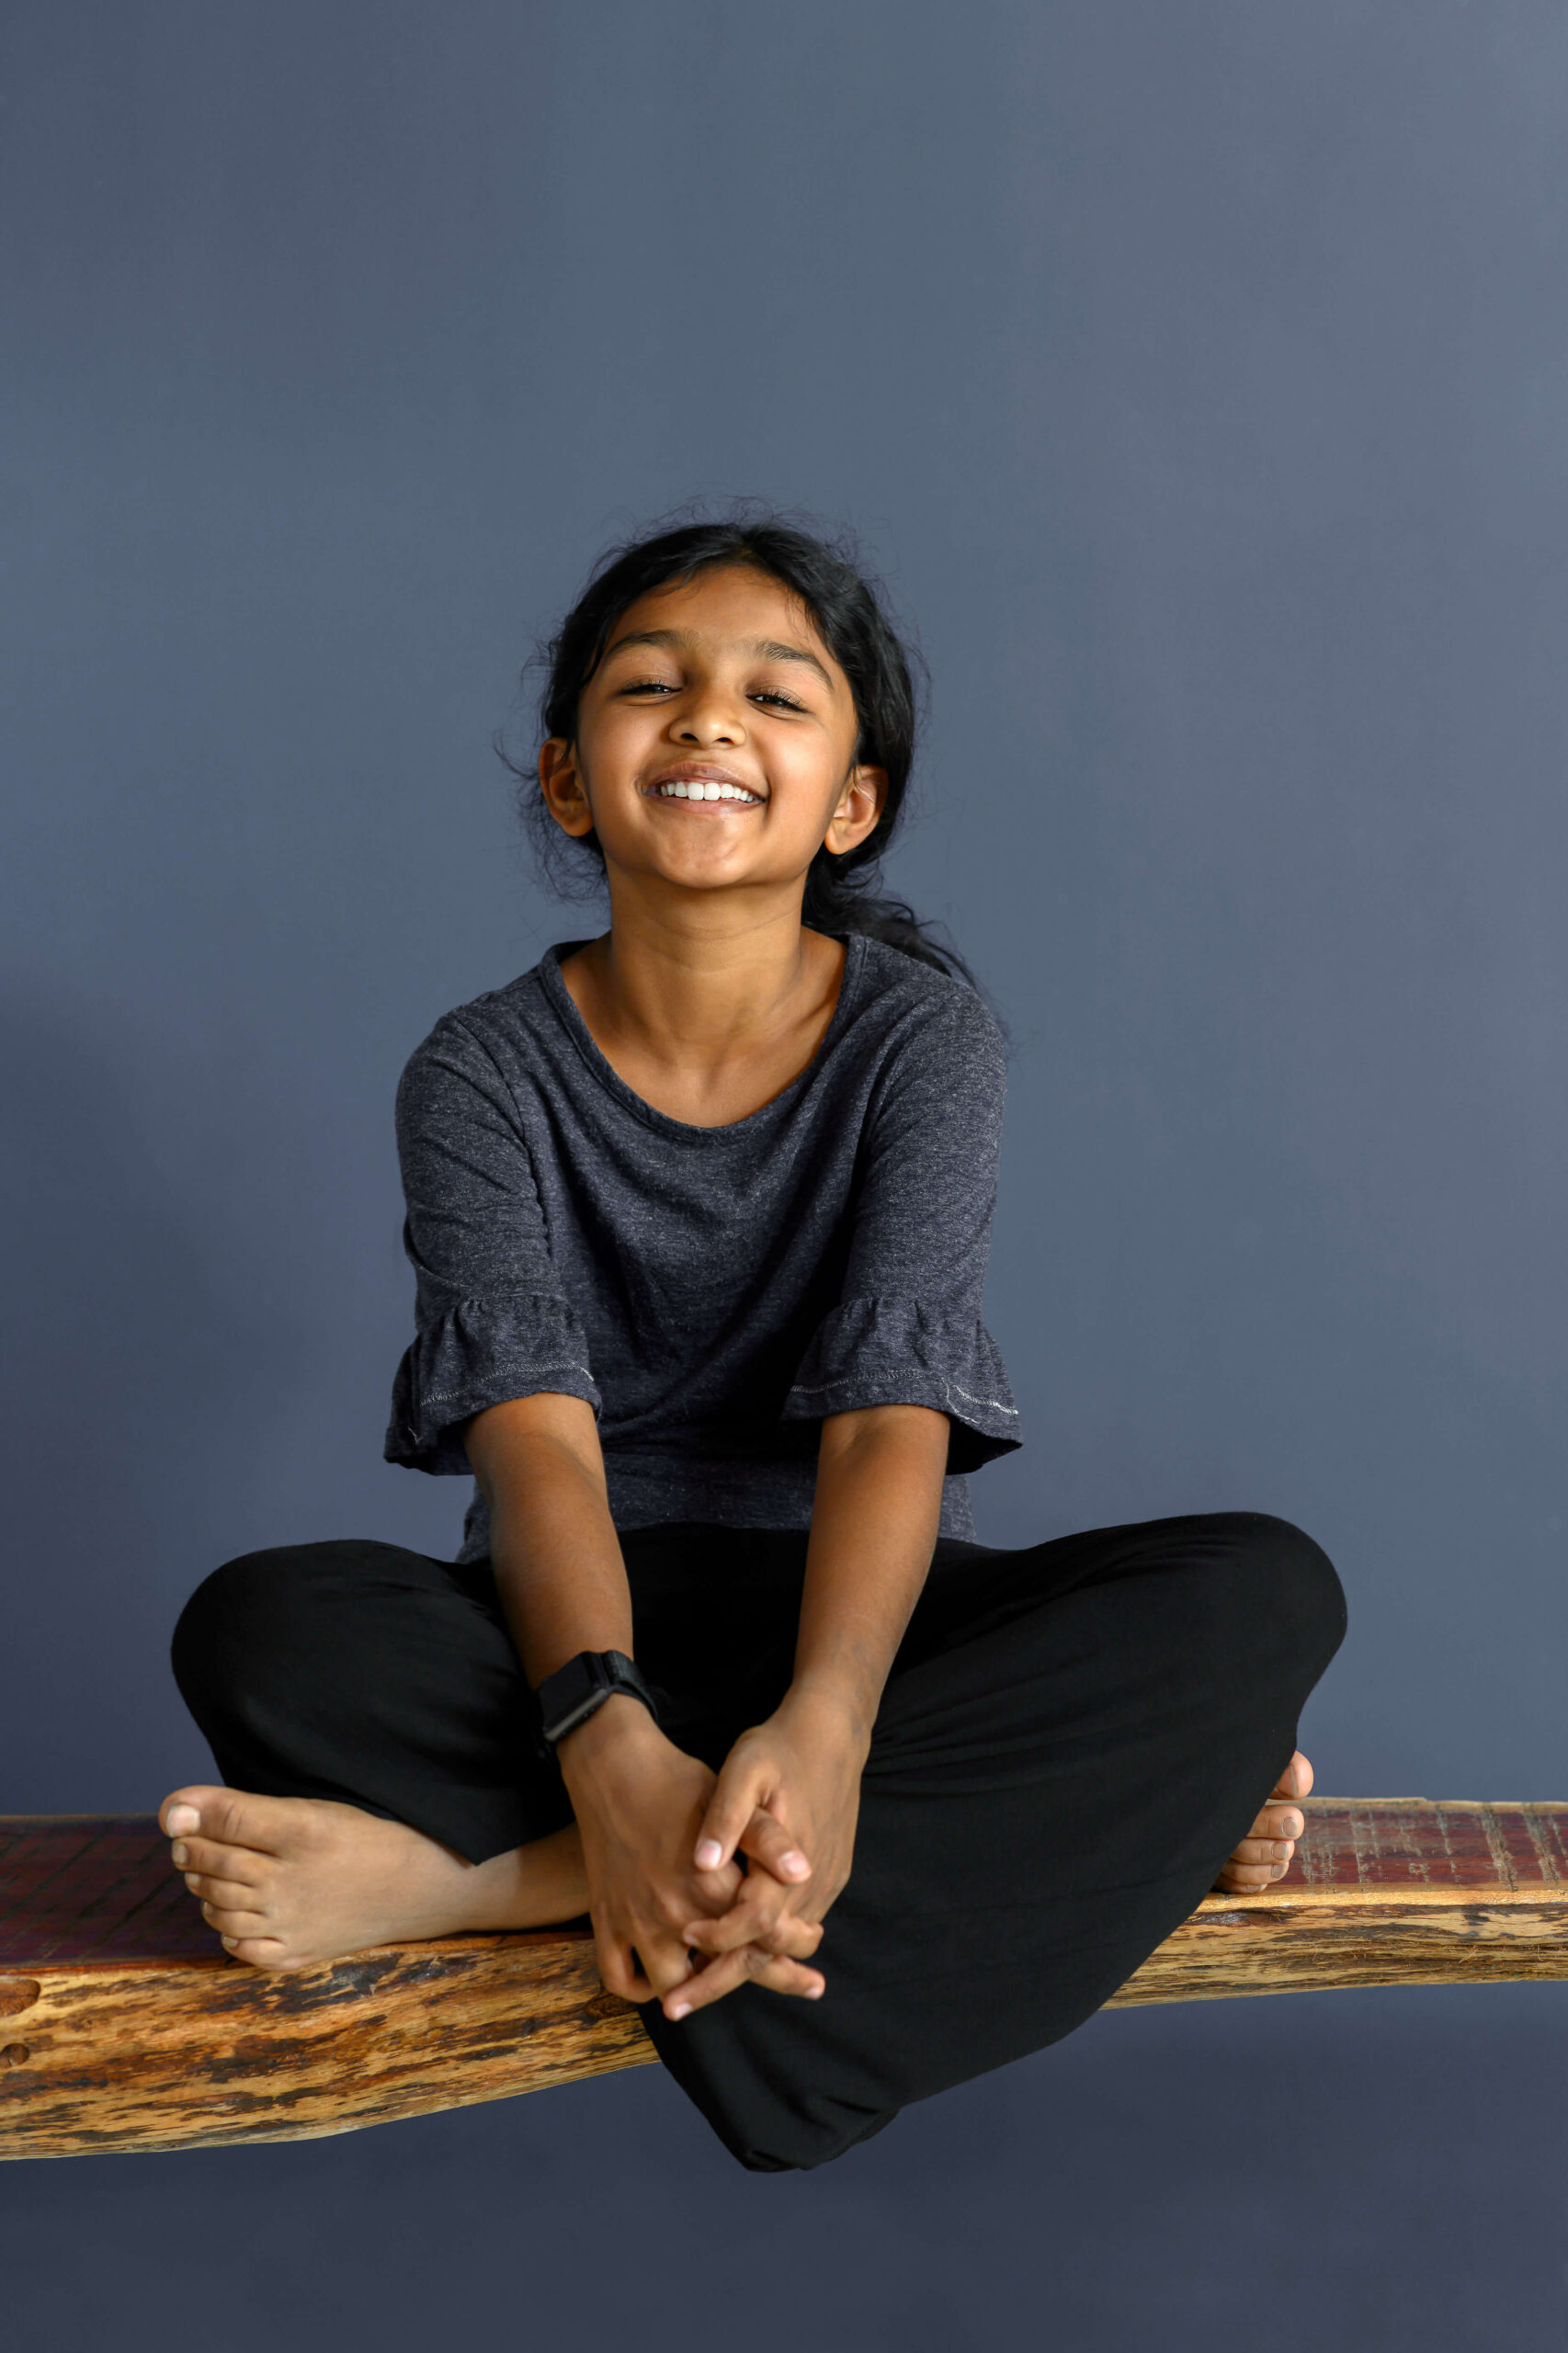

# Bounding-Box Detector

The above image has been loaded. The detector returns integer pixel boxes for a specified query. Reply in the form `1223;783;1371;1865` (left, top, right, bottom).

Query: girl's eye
612;679;805;711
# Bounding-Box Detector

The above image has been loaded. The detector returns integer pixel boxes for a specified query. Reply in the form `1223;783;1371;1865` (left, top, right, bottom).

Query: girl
161;514;1346;2173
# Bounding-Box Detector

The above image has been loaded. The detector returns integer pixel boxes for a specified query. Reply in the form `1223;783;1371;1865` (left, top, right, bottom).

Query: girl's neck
558;891;847;1127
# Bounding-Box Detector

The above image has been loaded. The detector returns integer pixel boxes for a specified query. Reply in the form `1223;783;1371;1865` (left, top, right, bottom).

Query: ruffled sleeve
783;1297;1018;1471
382;1014;600;1475
780;980;1021;1474
385;1291;600;1474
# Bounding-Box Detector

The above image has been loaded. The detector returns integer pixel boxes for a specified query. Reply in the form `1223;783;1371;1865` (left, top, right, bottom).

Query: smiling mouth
646;778;764;806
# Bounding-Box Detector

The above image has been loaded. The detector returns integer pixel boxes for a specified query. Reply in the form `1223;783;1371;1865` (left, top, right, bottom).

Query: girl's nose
674;693;746;746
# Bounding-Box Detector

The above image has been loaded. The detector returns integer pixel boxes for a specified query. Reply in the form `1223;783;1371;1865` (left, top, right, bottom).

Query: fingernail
165;1806;199;1836
667;2001;691;2020
170;1842;188;1867
695;1840;722;1870
807;1982;824;1998
780;1851;808;1877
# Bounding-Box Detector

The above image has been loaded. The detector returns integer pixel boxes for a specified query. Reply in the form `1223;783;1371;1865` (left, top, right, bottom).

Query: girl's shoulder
852;936;1007;1071
407;939;597;1050
393;949;574;1112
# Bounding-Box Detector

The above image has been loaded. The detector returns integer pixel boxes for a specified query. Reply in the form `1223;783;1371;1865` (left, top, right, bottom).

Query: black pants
171;1512;1346;2173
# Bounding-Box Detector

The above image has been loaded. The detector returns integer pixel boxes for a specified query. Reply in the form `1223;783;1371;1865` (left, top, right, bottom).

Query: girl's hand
555;1695;826;2010
669;1685;870;2020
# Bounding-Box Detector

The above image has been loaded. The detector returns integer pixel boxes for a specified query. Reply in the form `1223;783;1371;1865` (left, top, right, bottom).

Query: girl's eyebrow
602;627;835;690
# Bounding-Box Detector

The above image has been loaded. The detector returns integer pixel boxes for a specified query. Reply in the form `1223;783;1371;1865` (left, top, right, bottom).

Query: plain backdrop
3;5;1565;2348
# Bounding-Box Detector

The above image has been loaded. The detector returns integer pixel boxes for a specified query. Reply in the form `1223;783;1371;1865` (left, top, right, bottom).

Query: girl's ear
824;764;887;856
539;738;596;838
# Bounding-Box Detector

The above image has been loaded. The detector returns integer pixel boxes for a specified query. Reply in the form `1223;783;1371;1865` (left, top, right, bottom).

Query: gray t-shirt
384;933;1020;1562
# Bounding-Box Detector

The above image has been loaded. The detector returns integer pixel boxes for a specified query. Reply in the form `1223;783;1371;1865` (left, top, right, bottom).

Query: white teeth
653;780;759;803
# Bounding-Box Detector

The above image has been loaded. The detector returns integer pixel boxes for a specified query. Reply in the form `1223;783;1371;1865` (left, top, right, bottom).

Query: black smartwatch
534;1649;660;1749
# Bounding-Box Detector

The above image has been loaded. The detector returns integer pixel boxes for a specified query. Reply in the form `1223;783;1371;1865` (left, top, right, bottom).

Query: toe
161;1785;300;1858
1228;1837;1295;1867
160;1785;223;1838
1215;1853;1290;1890
1276;1750;1314;1801
202;1896;275;1938
168;1835;264;1885
186;1870;268;1913
222;1935;297;1970
1244;1799;1304;1843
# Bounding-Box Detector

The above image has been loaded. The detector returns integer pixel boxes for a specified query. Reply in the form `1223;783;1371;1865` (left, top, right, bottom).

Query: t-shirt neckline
538;931;869;1142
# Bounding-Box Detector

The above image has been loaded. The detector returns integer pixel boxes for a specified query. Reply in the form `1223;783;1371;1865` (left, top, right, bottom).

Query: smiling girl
160;514;1346;2172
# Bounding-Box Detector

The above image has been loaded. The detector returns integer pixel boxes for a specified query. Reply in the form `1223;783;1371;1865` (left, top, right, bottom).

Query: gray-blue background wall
4;6;1564;2347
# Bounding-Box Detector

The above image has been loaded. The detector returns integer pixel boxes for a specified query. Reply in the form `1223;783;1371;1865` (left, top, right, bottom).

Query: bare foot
1213;1749;1314;1893
159;1784;590;1973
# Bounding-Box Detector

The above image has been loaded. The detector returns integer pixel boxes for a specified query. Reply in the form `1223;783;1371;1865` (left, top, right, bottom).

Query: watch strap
535;1648;660;1747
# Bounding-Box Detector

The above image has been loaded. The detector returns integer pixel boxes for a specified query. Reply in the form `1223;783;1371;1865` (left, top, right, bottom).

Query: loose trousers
171;1511;1346;2171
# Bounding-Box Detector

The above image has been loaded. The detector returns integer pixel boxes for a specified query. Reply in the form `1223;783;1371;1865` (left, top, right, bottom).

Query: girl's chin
614;848;798;897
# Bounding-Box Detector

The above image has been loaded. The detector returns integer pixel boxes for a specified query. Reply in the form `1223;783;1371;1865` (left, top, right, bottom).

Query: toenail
170;1843;187;1866
165;1806;200;1836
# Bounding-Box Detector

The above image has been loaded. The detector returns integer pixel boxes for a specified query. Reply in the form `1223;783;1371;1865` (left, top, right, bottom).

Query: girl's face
539;565;886;908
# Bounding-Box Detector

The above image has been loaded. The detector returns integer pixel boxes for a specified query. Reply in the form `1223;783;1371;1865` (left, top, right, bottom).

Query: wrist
778;1677;874;1760
535;1646;658;1752
555;1689;668;1774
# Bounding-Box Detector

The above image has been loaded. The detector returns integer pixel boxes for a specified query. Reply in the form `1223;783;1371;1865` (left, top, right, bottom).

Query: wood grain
4;1802;1566;2159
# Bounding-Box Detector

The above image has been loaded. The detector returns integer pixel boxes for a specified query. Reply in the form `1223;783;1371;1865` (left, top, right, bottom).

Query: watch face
540;1651;655;1743
540;1652;604;1741
560;1654;601;1706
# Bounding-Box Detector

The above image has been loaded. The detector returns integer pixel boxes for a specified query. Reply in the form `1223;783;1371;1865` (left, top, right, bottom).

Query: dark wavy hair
498;505;974;983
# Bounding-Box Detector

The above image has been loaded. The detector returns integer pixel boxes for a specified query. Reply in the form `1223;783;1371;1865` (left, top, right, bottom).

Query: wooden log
3;1800;1565;2160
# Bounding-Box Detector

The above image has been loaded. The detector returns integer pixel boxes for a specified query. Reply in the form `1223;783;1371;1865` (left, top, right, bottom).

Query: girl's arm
465;1391;634;1682
464;1392;825;2009
792;1402;950;1737
670;1401;949;2018
665;986;1018;2018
